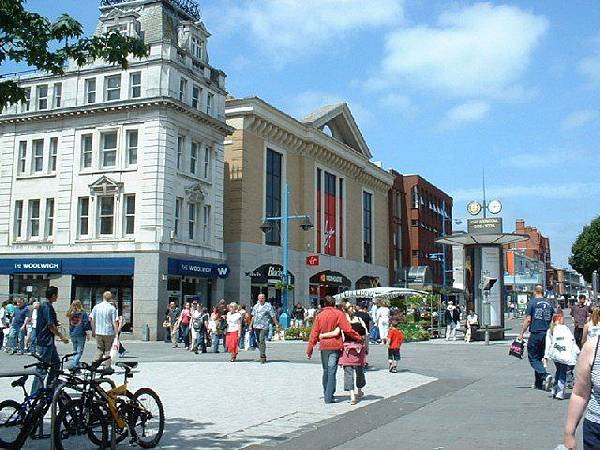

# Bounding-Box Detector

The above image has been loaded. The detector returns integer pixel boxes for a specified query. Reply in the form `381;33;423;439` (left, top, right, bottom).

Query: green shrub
284;326;312;341
397;323;430;342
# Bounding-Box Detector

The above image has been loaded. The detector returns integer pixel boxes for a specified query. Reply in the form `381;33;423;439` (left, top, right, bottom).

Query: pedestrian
306;296;362;404
226;302;242;362
32;287;69;394
571;294;591;349
563;334;600;448
583;307;600;346
89;291;119;367
66;299;91;369
210;307;225;353
242;307;253;350
544;310;579;400
250;293;279;364
194;306;209;354
465;309;478;343
292;303;305;328
376;299;390;344
319;302;368;405
166;301;181;348
519;285;555;391
387;319;404;373
445;301;460;341
0;301;7;350
179;302;192;350
305;301;317;327
7;298;30;355
26;301;40;354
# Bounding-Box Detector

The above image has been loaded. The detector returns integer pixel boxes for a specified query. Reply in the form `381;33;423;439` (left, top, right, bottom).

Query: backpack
193;313;208;332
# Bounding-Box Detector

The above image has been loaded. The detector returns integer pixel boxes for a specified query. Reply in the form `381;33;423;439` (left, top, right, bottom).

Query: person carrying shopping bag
544;310;579;400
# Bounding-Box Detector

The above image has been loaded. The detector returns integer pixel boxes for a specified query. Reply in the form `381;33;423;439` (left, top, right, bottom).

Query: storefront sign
467;218;503;234
306;255;320;266
247;264;295;285
310;271;351;287
10;259;62;273
167;258;230;279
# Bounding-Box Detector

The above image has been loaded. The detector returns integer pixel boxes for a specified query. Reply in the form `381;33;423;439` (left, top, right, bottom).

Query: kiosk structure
436;218;528;340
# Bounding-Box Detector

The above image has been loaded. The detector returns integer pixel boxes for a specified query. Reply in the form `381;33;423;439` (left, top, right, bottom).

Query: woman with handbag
66;299;91;369
319;302;367;405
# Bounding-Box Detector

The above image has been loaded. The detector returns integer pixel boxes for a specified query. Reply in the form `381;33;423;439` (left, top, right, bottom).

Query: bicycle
54;359;164;449
0;352;79;449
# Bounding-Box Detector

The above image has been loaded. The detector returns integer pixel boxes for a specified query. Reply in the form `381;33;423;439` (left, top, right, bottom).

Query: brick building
389;174;452;288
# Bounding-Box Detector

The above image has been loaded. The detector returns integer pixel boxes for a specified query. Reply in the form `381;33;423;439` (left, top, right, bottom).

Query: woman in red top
178;302;192;350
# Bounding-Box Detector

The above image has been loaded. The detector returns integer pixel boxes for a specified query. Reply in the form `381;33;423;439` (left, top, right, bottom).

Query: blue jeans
8;327;26;353
32;344;60;395
180;324;190;348
554;362;569;397
195;331;207;352
71;335;86;369
27;328;37;353
212;333;223;353
527;332;548;388
320;350;340;403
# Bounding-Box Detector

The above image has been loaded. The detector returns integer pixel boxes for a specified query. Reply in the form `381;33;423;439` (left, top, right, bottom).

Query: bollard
143;324;150;342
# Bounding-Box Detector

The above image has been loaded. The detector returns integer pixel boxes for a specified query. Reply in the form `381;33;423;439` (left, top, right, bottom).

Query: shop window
190;142;198;174
105;75;121;101
124;194;135;235
179;77;187;103
98;196;115;236
53;83;62;107
81;134;93;169
188;203;196;240
363;191;372;263
85;78;96;104
45;198;54;238
175;197;182;237
37;85;48;110
32;139;44;173
101;131;118;168
126;130;138;166
18;141;27;174
49;137;58;172
79;197;89;236
14;200;23;239
28;199;40;238
265;148;282;246
129;72;141;98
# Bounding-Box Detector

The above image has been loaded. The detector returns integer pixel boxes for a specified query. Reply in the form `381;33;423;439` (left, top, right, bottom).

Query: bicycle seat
97;367;115;376
116;361;138;370
11;375;28;389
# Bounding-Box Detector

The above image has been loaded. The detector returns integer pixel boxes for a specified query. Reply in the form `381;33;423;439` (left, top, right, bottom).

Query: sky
6;0;600;268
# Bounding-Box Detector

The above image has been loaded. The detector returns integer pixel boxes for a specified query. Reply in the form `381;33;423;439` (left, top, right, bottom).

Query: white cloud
500;148;590;168
452;182;600;202
439;101;490;130
562;109;599;130
372;3;548;98
578;35;600;84
377;92;416;117
221;0;404;65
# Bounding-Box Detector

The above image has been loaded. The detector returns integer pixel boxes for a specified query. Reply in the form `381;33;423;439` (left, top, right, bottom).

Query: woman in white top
583;307;600;346
190;302;201;352
376;300;390;344
225;302;242;362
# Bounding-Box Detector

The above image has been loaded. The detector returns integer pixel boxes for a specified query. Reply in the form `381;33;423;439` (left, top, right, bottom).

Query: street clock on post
487;199;502;215
467;201;482;216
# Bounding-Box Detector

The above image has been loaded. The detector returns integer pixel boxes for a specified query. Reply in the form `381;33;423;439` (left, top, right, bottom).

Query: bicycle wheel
0;400;23;449
53;399;108;450
129;388;164;449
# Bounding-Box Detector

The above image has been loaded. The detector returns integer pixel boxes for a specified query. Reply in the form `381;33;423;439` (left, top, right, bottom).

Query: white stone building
0;0;232;339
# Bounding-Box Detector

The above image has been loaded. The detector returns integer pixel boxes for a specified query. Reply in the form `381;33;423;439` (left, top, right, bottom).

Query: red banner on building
306;255;320;266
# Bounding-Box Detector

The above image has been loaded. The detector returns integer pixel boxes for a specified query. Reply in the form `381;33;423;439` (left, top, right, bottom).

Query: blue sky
7;0;600;267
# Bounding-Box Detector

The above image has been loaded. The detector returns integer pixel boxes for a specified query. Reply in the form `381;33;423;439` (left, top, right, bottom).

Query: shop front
355;275;380;290
247;264;295;308
167;258;230;309
309;270;352;304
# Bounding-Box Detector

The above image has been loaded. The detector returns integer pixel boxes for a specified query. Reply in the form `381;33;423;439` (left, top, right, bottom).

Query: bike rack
0;370;47;439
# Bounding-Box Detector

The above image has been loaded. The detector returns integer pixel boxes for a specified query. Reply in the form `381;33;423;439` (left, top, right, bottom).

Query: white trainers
543;374;554;392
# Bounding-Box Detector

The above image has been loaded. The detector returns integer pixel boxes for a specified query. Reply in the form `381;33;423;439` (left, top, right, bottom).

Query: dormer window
107;23;128;34
191;36;203;60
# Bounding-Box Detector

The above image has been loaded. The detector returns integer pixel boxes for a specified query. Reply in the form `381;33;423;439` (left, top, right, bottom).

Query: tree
570;216;600;282
0;0;148;106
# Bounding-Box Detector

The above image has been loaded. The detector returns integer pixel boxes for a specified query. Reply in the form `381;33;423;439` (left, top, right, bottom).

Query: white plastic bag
109;336;120;364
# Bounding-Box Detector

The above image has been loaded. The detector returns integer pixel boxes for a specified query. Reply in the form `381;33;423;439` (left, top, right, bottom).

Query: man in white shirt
90;291;119;366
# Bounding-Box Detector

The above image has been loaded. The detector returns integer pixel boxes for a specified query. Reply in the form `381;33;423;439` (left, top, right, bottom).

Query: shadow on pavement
160;417;254;449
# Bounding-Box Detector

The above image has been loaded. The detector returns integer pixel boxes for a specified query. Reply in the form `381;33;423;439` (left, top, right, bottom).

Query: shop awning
333;287;429;301
435;232;529;246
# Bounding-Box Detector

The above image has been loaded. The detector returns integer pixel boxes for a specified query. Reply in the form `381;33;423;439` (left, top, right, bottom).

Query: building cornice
226;98;394;191
0;97;234;136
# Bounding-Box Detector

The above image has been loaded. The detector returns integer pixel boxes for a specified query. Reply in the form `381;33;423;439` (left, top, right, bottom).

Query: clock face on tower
487;199;502;215
467;201;482;216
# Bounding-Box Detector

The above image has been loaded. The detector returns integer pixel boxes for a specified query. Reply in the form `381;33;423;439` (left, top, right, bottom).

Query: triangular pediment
302;103;372;158
89;176;123;195
101;6;140;20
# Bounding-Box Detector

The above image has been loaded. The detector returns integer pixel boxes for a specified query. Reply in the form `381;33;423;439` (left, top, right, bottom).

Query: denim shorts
388;349;401;361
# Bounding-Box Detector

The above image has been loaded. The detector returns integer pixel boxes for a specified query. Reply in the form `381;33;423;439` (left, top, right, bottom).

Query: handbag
339;341;366;367
109;336;120;363
509;338;524;359
162;319;171;329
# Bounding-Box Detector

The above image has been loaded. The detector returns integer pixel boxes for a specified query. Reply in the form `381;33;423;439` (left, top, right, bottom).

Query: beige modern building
224;97;393;307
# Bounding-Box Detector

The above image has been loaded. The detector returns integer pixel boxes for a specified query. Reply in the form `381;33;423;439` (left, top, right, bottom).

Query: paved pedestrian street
0;318;583;450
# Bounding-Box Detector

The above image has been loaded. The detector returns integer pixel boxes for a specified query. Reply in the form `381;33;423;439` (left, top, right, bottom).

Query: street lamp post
260;183;313;328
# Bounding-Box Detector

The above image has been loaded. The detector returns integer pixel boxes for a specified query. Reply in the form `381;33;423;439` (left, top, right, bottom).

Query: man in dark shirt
571;294;590;349
519;285;555;391
32;287;69;394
